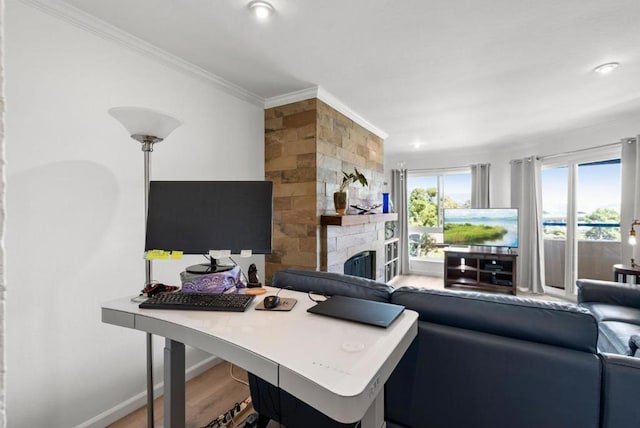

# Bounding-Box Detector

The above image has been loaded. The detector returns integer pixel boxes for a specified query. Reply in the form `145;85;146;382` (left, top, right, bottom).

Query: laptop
307;295;405;328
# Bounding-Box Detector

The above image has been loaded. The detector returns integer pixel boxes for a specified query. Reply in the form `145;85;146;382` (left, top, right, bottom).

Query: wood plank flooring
109;361;255;428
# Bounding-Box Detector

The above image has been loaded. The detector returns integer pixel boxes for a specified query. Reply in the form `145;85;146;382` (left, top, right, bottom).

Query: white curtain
510;157;545;293
391;169;410;274
621;136;640;266
471;163;490;208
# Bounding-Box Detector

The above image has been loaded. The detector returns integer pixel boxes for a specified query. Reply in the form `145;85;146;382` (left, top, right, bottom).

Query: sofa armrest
600;353;640;428
577;279;640;309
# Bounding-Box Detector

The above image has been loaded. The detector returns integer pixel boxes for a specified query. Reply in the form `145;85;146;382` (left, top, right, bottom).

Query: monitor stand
186;257;234;274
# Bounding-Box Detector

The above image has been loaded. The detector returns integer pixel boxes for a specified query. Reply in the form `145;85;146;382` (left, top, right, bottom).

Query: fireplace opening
344;251;375;279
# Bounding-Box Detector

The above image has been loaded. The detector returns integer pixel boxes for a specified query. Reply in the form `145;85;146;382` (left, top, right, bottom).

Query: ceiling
59;0;640;158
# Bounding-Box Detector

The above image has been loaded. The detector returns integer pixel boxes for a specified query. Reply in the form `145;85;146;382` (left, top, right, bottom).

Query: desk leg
360;389;386;428
164;339;185;428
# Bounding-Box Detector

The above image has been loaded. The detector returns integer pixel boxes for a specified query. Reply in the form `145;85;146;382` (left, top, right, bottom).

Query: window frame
406;167;471;261
540;144;622;295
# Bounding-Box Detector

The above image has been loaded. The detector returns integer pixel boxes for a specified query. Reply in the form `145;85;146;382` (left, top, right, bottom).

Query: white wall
385;109;640;275
5;1;264;426
386;110;640;209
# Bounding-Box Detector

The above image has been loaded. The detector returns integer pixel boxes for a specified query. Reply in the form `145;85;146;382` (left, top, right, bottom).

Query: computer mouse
263;295;280;309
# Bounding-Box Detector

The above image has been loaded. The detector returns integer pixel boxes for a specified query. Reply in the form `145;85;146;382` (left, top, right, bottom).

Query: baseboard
76;356;221;428
543;285;577;303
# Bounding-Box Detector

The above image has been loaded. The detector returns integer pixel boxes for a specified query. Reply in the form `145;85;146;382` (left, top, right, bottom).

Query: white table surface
102;287;418;426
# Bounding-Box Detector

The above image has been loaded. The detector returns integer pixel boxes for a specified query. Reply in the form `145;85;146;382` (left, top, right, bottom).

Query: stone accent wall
264;99;319;281
316;101;385;212
264;98;385;283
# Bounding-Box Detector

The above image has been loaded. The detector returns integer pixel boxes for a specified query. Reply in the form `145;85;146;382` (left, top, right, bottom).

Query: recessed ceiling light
248;1;275;20
594;62;619;74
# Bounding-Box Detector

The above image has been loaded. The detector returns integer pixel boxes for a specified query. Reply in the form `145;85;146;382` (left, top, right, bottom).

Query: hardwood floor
109;361;255;428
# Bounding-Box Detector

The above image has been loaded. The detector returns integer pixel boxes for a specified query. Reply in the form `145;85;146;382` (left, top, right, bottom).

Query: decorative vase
333;190;348;215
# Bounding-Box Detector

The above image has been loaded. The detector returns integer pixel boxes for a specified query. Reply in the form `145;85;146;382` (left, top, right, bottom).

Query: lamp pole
110;108;182;428
139;136;159;428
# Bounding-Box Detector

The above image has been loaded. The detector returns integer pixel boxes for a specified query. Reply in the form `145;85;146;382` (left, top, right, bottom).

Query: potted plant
334;168;368;215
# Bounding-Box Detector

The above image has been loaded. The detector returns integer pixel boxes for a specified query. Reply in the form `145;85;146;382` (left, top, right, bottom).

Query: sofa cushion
598;321;640;355
600;353;640;427
271;269;393;302
391;287;598;353
385;321;602;428
581;302;640;325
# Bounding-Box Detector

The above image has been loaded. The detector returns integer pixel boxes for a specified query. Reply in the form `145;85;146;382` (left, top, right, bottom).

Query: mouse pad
255;297;297;311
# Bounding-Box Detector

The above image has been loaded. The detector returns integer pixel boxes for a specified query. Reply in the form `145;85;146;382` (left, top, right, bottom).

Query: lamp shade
109;106;182;140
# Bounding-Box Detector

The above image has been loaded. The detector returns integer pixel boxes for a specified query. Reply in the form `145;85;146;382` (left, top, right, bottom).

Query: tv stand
444;248;518;295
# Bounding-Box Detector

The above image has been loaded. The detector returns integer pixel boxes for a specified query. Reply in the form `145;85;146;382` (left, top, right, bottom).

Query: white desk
102;287;418;428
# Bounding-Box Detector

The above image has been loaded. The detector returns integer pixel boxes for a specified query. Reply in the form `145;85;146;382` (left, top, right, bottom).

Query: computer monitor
145;180;273;273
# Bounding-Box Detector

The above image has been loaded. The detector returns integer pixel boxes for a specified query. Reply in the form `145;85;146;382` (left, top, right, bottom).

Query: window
541;151;621;293
407;170;471;260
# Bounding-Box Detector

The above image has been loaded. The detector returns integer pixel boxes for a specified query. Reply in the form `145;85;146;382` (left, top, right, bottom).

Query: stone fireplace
264;97;389;282
319;213;395;282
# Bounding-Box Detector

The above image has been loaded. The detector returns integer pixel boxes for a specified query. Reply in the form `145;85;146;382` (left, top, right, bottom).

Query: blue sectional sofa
577;278;640;357
248;269;640;428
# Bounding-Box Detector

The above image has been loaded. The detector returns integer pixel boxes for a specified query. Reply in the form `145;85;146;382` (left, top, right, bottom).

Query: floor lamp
109;107;182;428
629;219;640;267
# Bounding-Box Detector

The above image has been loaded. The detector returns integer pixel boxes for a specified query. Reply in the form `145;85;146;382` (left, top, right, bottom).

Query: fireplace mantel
320;213;398;227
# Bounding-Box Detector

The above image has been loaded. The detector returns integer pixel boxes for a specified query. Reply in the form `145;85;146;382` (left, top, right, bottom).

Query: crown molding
19;0;264;107
317;87;388;139
21;0;389;138
263;87;319;109
265;86;389;140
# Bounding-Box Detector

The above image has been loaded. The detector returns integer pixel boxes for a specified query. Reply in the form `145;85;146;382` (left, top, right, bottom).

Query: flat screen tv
145;181;273;273
443;208;518;248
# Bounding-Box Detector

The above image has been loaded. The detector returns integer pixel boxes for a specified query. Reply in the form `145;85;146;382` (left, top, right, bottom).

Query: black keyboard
139;292;254;312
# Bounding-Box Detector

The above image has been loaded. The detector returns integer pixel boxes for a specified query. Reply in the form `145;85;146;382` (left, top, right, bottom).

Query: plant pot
333;191;348;215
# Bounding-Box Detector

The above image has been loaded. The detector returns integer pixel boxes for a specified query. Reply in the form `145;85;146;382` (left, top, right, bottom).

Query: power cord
307;291;329;302
230;363;249;386
130;281;179;303
201;396;252;428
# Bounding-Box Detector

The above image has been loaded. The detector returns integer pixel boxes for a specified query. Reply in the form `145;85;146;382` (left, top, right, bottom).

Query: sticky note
146;250;170;260
240;250;252;257
145;250;183;260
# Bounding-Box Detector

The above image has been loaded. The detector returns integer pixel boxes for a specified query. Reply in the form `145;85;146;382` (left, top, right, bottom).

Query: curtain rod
539;141;623;161
401;165;472;174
